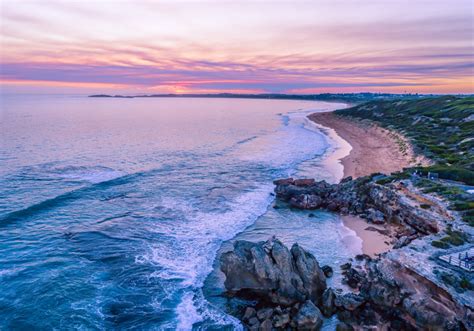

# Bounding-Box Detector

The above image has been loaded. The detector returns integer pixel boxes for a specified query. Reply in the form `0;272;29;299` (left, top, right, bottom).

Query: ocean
0;96;362;330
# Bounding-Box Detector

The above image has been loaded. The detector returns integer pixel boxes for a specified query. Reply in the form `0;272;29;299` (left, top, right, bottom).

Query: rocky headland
219;174;473;330
218;97;473;330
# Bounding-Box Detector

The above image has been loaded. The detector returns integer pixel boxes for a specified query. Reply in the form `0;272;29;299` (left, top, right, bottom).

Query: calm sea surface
0;96;360;330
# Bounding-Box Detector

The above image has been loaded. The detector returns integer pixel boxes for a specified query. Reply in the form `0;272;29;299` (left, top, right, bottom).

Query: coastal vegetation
335;96;474;227
335;96;474;180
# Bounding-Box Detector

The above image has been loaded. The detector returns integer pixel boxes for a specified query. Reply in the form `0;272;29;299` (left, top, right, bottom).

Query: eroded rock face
220;238;327;306
293;300;323;330
340;257;472;330
274;177;441;235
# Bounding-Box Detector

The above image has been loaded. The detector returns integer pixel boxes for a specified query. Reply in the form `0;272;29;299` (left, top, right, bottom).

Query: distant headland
88;92;447;104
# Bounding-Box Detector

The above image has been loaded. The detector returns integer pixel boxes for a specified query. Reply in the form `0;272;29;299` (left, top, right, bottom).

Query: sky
0;0;473;95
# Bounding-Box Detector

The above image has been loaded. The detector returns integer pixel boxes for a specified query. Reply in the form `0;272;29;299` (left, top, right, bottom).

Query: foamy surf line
140;184;276;329
305;106;352;183
185;105;353;328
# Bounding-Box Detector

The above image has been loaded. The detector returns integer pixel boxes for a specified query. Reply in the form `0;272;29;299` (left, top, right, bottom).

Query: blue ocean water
0;96;358;330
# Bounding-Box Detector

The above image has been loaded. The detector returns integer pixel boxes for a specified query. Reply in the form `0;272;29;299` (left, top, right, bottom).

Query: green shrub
376;178;393;185
451;202;474;211
460;277;474;290
431;240;450;249
440;230;467;246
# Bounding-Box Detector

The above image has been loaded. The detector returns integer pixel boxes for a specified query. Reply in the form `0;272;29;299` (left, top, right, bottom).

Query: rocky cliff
274;176;442;239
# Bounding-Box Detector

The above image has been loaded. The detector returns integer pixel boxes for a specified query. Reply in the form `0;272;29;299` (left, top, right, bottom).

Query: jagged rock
243;307;256;321
367;208;385;224
335;293;365;311
336;322;354;331
340;262;351;270
273;178;294;185
356;257;470;330
290;194;322;209
344;268;364;289
272;313;290;328
294;178;316;187
256;308;273;321
248;317;259;327
393;235;410;249
220;238;326;306
321;288;337;317
259;319;272;331
249;324;259;331
355;254;371;261
321;265;333;278
274;177;441;235
293;300;323;330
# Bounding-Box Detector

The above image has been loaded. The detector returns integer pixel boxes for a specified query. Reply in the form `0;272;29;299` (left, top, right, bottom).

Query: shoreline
309;110;420;256
309;112;422;179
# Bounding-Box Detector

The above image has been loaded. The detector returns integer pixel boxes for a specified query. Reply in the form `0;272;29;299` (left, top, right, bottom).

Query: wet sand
308;111;425;256
309;112;426;179
341;215;392;257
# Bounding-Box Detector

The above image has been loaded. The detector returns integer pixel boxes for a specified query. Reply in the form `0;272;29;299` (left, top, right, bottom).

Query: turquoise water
0;96;354;330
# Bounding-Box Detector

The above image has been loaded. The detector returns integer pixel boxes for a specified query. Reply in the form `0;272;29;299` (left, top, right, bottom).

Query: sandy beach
309;112;425;179
309;111;423;256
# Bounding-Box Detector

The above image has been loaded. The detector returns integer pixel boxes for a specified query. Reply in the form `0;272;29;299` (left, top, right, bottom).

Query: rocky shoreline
218;175;473;330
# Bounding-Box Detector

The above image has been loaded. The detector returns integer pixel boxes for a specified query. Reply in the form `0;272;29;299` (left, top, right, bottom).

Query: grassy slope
335;96;474;183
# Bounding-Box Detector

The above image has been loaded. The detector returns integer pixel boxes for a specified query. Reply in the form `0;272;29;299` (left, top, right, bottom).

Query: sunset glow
1;0;473;94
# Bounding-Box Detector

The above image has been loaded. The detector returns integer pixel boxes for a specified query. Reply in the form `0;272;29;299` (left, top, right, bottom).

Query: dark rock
220;238;326;306
355;254;371;261
367;208;385;224
294;178;316;187
248;317;259;327
335;293;365;311
273;313;290;328
274;306;282;315
340;262;351;270
336;322;354;331
259;319;272;331
243;307;256;321
293;300;323;330
249;324;259;331
256;308;273;321
274;176;441;235
290;194;322;209
393;235;410;249
308;213;315;218
273;178;294;185
356;257;471;330
344;268;364;289
321;265;333;278
321;288;337;317
340;176;353;183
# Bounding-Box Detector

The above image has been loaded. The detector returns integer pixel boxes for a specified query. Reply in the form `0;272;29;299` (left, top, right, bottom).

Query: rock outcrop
219;237;473;330
220;238;327;329
220;237;326;306
274;176;440;235
336;256;473;330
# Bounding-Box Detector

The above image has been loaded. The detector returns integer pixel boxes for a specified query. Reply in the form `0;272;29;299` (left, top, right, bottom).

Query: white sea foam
336;219;363;255
176;292;203;331
54;165;125;183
